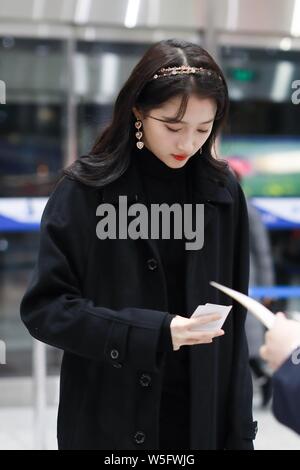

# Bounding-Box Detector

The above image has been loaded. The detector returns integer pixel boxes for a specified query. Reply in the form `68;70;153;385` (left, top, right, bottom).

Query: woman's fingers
170;314;225;350
188;313;221;327
214;329;225;337
185;329;225;345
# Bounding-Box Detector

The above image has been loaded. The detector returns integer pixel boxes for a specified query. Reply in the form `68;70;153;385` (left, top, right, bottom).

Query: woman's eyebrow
161;117;215;125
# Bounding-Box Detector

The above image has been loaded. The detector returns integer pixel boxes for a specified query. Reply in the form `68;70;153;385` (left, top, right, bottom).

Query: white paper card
190;303;232;331
210;281;275;329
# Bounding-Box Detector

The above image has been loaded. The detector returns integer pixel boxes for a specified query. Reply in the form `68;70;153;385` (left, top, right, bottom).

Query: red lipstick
172;154;188;161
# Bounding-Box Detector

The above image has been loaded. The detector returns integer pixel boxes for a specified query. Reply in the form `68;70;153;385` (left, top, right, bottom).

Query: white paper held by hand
210;281;275;329
190;303;232;331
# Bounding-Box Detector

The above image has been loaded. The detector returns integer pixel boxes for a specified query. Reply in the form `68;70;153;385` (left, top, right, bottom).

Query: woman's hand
170;314;225;351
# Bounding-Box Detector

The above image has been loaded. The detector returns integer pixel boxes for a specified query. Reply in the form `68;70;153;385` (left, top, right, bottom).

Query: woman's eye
166;126;180;133
166;126;209;134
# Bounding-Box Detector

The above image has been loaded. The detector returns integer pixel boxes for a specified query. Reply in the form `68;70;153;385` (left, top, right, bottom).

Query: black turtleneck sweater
135;146;190;450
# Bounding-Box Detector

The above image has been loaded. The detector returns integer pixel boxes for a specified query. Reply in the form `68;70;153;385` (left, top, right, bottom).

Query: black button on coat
20;153;257;450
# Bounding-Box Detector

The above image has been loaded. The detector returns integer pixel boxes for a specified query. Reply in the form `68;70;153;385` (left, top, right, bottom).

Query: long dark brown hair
64;38;229;187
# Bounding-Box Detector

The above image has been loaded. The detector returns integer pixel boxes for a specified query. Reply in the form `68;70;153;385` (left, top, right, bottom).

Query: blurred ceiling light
226;0;239;30
99;53;119;99
125;0;141;28
33;0;45;20
291;0;300;36
280;37;292;50
74;54;88;95
75;0;92;24
271;61;294;102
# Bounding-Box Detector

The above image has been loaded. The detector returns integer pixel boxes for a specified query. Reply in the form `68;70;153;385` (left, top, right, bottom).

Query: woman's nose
177;141;194;155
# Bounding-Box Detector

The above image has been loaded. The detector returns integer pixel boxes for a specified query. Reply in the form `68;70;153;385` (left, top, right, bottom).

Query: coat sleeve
272;354;300;435
20;176;171;372
225;182;258;450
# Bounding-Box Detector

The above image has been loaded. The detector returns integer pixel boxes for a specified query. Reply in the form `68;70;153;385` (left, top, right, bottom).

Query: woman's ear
132;107;137;119
132;106;142;121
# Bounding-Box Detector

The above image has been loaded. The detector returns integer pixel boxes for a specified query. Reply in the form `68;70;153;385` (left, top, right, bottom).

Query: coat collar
101;152;233;206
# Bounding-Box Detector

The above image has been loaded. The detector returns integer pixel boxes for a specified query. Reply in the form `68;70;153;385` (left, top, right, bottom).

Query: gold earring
135;120;144;150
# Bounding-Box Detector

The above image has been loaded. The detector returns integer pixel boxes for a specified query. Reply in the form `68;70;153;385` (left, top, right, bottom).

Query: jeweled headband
152;65;223;81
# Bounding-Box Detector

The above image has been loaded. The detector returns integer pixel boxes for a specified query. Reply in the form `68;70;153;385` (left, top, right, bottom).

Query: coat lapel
101;159;144;206
188;156;233;227
101;159;163;266
184;157;234;316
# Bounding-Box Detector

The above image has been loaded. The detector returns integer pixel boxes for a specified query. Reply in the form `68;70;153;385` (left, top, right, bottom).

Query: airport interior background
1;0;300;449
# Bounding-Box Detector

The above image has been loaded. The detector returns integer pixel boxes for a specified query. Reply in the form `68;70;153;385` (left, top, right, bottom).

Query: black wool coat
20;153;257;450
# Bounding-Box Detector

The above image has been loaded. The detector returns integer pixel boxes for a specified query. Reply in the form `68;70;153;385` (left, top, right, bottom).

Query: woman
20;39;256;450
